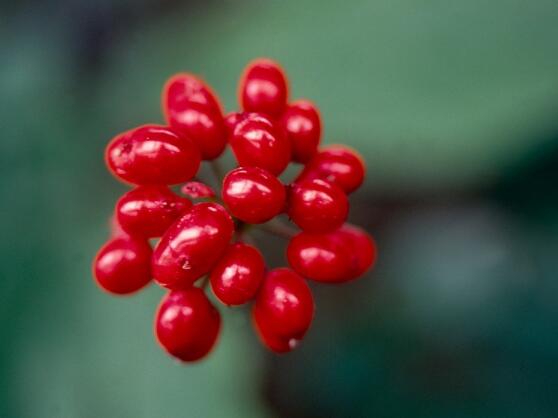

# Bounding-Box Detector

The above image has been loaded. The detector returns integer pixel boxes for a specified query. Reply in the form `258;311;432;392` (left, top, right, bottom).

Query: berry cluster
93;58;377;362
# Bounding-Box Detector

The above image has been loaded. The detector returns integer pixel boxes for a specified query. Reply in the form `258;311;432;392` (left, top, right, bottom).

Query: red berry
180;181;216;199
105;125;200;185
287;231;351;283
210;243;265;306
155;288;221;362
253;319;292;353
116;185;191;238
93;236;152;295
296;145;365;194
281;100;321;164
287;224;376;283
152;202;234;289
224;112;242;137
222;166;286;224
229;113;291;176
287;179;348;232
253;268;314;352
333;224;377;278
239;58;288;117
163;74;227;160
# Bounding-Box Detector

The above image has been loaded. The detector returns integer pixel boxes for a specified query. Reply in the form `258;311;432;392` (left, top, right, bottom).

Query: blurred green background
2;0;558;417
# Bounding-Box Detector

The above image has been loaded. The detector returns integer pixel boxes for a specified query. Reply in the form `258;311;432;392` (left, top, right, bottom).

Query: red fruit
229;113;291;176
253;319;292;353
163;74;227;160
296;145;365;194
281;100;321;163
152;202;234;289
116;185;191;238
93;236;152;295
253;268;314;353
224;112;242;137
333;224;377;278
287;179;348;232
105;125;200;185
287;231;352;282
210;243;265;306
287;224;376;283
222;166;286;224
180;181;216;199
239;58;288;117
155;288;221;362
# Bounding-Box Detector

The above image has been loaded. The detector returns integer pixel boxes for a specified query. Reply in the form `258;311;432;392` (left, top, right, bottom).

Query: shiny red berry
253;268;314;352
163;74;227;160
180;181;215;199
287;179;348;232
93;236;152;295
210;243;265;306
281;100;321;164
229;113;291;176
333;224;377;278
105;125;201;185
296;145;365;194
254;319;293;353
287;224;376;283
287;231;351;282
116;185;191;238
155;288;221;362
222;166;286;224
224;112;242;137
239;58;288;117
152;202;234;289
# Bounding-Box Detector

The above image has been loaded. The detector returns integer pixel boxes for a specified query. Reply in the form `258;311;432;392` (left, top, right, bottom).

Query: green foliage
1;0;558;417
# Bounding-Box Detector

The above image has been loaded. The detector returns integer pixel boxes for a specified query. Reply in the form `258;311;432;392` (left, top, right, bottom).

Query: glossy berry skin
253;268;314;353
296;145;365;194
239;58;288;118
163;74;227;160
152;203;234;289
222;166;286;224
287;179;348;232
254;319;292;353
224;112;242;137
281;100;321;164
180;181;215;199
116;185;191;238
210;243;265;306
93;236;152;295
155;288;221;362
106;125;201;185
287;224;376;283
229;113;291;176
287;231;351;282
333;224;377;278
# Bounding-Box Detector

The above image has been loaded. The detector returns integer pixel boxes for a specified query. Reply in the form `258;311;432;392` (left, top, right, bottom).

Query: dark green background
2;0;558;417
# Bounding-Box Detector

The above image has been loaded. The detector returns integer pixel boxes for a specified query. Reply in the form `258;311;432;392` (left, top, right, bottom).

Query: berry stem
257;218;298;239
198;275;210;290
